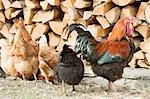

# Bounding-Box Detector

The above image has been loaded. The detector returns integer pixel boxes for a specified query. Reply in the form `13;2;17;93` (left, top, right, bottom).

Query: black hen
54;44;84;95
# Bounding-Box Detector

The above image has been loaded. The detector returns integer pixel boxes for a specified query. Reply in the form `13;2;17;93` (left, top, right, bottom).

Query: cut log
11;10;22;19
60;1;69;12
136;2;148;21
40;1;52;11
23;7;34;24
11;1;25;8
25;24;35;34
93;0;112;7
145;54;150;65
32;9;61;23
49;21;67;36
83;11;92;20
0;21;4;30
1;0;11;9
46;0;60;6
0;24;14;43
88;24;112;38
25;0;40;9
133;50;145;60
48;32;61;48
0;0;4;10
133;37;143;49
135;25;150;39
92;3;115;16
65;30;78;47
31;23;49;41
9;23;17;34
128;57;137;68
56;39;65;52
120;5;137;18
137;60;150;69
76;18;87;26
0;11;5;23
73;0;92;9
96;16;110;29
145;5;150;23
105;7;121;24
66;0;76;7
112;0;135;6
140;39;150;54
67;7;81;20
4;8;15;20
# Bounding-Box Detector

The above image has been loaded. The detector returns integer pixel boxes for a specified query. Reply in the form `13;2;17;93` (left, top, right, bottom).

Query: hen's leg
22;74;26;80
108;81;116;91
33;72;37;81
72;85;75;91
62;80;67;96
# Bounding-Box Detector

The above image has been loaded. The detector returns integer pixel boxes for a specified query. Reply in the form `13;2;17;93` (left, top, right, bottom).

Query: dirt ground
0;76;150;99
0;66;150;99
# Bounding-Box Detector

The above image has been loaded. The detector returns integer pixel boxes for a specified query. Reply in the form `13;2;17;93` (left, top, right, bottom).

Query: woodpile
0;0;150;70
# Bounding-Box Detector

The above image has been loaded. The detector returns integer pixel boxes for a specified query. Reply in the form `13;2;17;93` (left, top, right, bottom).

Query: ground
0;67;150;99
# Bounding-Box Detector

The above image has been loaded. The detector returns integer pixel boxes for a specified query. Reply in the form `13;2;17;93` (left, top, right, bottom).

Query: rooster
54;44;84;95
67;17;136;91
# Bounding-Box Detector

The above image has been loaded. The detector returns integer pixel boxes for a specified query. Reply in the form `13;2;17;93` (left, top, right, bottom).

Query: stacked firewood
0;0;150;68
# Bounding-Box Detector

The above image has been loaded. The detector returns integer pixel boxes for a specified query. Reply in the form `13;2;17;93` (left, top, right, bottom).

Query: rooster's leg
62;80;67;96
108;81;116;91
33;73;37;81
72;85;75;91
